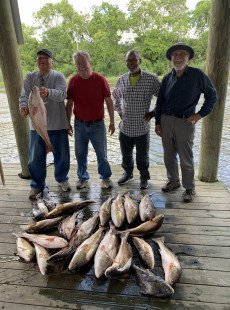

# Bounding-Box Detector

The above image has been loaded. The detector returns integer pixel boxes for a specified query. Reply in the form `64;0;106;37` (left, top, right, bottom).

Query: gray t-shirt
19;70;69;130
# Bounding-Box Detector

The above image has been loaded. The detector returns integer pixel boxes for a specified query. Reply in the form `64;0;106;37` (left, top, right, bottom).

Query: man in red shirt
66;51;115;189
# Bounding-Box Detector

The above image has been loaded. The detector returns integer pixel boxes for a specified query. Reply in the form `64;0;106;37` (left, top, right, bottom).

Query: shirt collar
128;68;142;78
171;65;189;77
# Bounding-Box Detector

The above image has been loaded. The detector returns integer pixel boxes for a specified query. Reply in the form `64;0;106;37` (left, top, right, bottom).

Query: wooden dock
0;163;229;310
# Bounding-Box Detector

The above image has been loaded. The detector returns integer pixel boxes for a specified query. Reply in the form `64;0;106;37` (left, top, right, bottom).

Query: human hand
144;110;155;121
186;113;201;125
155;125;162;137
19;107;29;118
109;123;115;135
68;125;73;136
39;87;49;99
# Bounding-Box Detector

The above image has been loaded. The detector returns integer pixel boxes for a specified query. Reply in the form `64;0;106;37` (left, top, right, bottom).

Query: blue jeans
28;130;70;190
74;119;112;180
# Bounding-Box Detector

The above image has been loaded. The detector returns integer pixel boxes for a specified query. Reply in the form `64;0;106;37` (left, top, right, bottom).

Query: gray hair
73;51;91;64
125;50;141;60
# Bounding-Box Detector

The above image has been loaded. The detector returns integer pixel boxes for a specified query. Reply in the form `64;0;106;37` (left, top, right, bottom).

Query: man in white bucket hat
154;43;217;202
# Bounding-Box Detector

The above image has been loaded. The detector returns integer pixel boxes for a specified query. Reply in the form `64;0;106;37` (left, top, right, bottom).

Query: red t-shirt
67;72;111;121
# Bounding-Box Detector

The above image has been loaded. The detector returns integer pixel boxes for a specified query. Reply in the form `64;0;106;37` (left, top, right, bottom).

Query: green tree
33;0;89;76
85;2;128;75
189;0;211;69
127;0;191;75
18;24;39;74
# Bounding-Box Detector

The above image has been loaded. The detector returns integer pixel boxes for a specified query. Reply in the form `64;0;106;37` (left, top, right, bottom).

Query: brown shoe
162;180;181;192
182;189;196;203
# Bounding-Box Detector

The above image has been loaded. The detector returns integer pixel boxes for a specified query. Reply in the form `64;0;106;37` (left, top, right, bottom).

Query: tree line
18;0;211;79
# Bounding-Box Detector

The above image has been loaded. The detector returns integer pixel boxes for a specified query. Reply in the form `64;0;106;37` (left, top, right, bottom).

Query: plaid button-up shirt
113;70;160;137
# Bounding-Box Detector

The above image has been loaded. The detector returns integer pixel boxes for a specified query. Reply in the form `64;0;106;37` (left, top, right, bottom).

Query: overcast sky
17;0;200;25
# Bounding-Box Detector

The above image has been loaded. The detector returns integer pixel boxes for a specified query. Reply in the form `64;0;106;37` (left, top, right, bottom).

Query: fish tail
12;232;20;238
109;221;121;235
120;230;130;240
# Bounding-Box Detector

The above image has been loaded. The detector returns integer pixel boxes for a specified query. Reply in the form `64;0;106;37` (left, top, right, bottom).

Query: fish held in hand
28;86;53;153
153;236;182;286
132;263;174;297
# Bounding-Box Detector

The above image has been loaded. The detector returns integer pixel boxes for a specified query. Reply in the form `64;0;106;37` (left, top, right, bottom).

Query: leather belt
164;113;188;119
76;118;103;124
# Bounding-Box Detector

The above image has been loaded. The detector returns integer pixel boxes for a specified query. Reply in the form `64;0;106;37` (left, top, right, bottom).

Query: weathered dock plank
0;163;229;309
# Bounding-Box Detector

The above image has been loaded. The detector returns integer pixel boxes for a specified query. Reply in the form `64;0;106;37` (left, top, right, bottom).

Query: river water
0;86;229;191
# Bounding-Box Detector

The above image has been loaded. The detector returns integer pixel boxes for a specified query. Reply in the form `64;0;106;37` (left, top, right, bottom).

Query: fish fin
152;236;164;244
120;230;130;240
32;107;38;115
12;232;21;238
149;209;154;221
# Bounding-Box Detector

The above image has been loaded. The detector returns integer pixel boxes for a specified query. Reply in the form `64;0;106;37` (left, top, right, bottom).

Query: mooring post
0;0;30;178
198;0;230;182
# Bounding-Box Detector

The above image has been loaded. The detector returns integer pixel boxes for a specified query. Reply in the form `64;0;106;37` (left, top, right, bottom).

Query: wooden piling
0;0;30;178
198;0;230;182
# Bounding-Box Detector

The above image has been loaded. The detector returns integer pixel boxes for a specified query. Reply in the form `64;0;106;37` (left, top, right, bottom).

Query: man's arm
19;73;32;118
45;72;67;102
66;99;74;136
144;75;161;121
187;72;217;125
198;72;217;117
104;97;115;135
112;78;123;119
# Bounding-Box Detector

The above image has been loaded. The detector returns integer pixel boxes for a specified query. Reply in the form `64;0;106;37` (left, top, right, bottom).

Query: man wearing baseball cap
19;48;71;199
153;43;217;202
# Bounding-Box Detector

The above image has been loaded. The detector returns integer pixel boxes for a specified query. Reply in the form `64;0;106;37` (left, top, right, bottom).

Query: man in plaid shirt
113;50;160;189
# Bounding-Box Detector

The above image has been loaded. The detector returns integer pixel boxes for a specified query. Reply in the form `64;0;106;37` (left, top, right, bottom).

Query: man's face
75;55;92;79
37;53;52;73
126;53;141;74
171;49;189;71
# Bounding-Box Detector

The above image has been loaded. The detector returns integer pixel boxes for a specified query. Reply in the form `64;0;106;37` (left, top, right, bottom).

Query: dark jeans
28;129;70;190
119;131;150;180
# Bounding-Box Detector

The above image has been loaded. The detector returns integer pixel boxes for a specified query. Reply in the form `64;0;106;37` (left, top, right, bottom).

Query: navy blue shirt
155;66;217;125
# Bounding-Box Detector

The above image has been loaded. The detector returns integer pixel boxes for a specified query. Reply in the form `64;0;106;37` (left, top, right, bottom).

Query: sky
17;0;200;26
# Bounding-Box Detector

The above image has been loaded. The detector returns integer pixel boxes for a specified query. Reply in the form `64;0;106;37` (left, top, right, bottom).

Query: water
0;86;229;191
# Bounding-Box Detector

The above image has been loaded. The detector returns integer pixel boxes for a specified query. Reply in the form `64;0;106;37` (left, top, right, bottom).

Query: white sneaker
76;179;88;189
101;178;113;189
58;181;71;192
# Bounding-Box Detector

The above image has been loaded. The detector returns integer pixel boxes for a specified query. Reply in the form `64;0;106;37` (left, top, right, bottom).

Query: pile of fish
15;192;182;298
